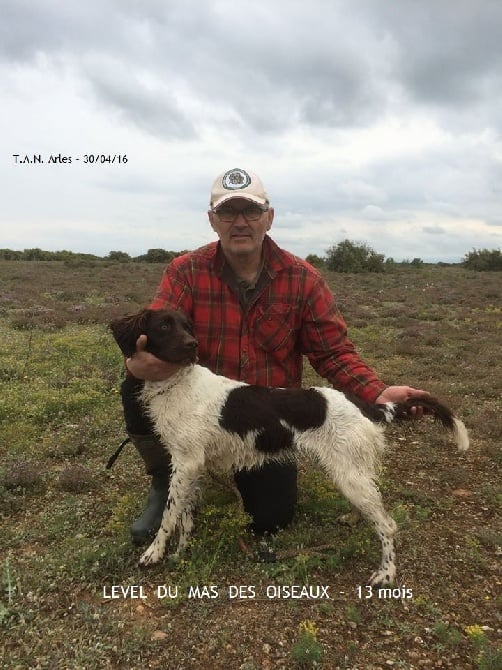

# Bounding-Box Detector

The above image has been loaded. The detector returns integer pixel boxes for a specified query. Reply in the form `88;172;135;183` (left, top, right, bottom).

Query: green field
1;260;500;669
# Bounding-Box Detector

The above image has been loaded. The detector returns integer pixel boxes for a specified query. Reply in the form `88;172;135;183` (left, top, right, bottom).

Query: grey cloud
0;1;391;134
2;1;200;138
183;6;392;131
364;0;502;126
4;0;502;137
422;225;446;235
83;57;195;139
361;205;387;220
0;1;124;62
1;2;63;60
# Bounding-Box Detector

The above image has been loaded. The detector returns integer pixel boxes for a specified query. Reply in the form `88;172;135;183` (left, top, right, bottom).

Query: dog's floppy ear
109;309;151;357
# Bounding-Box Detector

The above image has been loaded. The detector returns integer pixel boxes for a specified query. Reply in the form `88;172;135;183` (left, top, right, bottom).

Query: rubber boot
129;433;172;545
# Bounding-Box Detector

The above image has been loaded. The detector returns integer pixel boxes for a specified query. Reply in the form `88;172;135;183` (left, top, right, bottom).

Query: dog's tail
347;394;469;452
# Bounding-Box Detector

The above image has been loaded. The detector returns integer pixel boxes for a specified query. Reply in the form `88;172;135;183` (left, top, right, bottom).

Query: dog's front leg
139;465;201;567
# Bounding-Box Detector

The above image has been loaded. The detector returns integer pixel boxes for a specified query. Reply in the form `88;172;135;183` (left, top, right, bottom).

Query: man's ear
109;309;150;357
265;206;274;232
208;209;217;233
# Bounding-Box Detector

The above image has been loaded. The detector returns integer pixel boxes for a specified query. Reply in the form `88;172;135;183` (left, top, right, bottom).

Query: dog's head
109;308;198;364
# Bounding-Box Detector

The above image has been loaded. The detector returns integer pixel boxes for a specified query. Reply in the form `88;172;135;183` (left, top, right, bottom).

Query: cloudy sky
2;0;502;262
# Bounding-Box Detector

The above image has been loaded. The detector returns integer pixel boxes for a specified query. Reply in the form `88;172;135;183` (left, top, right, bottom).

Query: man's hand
125;335;182;381
375;385;431;418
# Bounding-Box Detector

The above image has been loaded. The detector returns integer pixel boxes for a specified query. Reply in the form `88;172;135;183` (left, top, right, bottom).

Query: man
123;167;429;544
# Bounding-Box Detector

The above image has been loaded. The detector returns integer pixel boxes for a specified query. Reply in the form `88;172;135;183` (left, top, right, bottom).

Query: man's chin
229;239;255;254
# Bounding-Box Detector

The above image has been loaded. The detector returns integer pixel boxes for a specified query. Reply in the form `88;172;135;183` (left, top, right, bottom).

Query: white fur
452;418;470;452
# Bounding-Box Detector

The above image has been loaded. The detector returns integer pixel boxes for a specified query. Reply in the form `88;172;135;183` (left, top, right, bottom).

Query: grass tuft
57;464;95;492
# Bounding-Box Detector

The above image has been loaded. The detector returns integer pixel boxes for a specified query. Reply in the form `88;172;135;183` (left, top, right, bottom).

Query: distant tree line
462;248;502;271
0;248;188;263
306;240;502;272
1;242;501;272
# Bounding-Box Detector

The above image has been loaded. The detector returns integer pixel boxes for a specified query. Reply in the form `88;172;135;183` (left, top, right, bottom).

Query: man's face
208;198;274;260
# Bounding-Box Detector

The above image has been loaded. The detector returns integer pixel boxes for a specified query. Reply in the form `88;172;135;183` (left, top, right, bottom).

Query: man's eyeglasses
213;204;268;222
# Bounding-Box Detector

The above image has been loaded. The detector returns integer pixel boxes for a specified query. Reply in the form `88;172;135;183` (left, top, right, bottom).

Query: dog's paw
336;510;362;528
138;544;163;567
369;566;396;588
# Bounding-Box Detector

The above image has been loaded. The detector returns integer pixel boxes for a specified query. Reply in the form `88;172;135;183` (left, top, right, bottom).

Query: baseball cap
210;168;269;209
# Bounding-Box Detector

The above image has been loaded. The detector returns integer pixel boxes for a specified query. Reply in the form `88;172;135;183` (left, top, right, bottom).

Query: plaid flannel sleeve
300;276;387;403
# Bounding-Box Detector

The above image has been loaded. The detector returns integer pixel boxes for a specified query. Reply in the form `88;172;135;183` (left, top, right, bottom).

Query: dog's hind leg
333;473;398;586
139;464;202;566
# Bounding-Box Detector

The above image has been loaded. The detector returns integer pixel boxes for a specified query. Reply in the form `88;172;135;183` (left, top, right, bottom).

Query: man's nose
233;210;248;223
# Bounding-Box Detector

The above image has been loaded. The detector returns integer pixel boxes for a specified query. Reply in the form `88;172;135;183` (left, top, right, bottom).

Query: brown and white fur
110;308;469;586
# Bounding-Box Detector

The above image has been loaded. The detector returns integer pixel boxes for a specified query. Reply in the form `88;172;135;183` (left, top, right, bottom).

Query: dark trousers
121;377;297;534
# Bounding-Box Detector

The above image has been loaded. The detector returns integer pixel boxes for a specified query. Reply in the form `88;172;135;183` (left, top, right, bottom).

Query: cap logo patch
222;168;251;191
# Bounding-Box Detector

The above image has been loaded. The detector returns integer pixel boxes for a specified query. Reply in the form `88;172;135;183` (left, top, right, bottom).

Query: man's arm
300;275;429;409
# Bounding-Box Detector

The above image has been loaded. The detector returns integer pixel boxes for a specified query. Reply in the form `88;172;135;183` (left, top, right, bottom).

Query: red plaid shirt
150;236;386;402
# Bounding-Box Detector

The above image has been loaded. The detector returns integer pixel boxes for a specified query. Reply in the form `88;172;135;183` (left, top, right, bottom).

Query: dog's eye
160;323;170;331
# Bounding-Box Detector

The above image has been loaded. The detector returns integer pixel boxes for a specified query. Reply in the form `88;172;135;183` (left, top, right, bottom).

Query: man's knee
235;462;297;534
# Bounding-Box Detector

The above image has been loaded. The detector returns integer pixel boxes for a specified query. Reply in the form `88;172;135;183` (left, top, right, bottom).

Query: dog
110;308;469;586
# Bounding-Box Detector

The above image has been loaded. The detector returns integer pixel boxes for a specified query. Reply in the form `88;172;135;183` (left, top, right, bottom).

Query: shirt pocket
253;303;297;352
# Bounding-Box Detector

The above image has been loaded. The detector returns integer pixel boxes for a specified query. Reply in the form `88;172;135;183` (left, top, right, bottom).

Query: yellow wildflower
464;624;485;641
